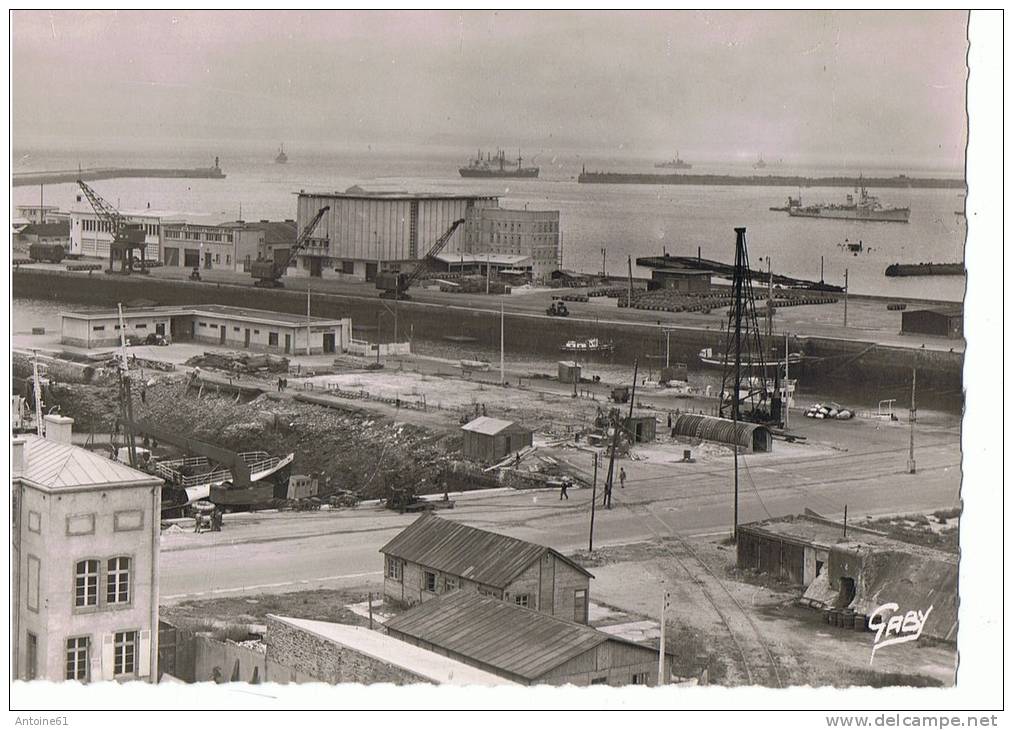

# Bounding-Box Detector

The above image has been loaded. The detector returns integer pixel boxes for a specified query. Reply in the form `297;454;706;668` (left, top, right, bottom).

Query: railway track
627;502;785;688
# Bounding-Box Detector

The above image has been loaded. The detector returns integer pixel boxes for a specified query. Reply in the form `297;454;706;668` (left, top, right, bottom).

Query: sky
11;10;969;168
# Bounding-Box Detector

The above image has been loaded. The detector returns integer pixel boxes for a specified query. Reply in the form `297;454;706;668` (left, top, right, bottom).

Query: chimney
12;437;27;478
44;414;74;445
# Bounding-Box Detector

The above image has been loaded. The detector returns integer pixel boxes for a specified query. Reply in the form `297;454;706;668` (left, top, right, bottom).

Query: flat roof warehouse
61;304;345;328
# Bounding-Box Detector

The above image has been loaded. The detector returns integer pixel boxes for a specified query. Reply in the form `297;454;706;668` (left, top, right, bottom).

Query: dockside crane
375;218;466;300
250;206;330;288
77;180;149;274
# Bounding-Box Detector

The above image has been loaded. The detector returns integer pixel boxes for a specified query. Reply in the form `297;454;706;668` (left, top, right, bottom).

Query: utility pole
486;252;491;295
820;255;824;285
767;258;774;338
499;300;505;385
394;293;399;344
843;504;848;538
589;452;598;552
659;591;670;685
665;329;672;368
601;247;607;280
731;228;746;539
783;332;790;429
306;287;312;355
843;268;849;328
908;367;917;473
376;311;382;366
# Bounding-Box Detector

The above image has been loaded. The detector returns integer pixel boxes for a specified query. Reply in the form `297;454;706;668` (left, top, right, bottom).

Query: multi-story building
161;223;250;271
15;205;69;225
68;207;181;262
293;188;562;284
464;207;560;281
219;220;298;268
11;416;162;682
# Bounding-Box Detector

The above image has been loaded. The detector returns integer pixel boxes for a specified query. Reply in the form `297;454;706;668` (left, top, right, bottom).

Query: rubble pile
185;351;289;374
135;381;462;499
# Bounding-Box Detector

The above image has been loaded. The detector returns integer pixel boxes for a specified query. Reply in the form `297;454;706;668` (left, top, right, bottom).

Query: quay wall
12;269;963;409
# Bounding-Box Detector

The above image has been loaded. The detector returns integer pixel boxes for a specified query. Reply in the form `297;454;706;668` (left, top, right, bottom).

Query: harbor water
12;144;966;302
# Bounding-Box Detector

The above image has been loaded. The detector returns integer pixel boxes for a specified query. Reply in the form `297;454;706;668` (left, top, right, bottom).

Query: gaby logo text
868;602;933;663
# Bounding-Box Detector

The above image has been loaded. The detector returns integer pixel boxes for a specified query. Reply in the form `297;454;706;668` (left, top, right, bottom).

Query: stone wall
265;616;428;685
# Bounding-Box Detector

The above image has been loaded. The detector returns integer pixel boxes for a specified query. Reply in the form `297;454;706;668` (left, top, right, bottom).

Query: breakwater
13;165;226;186
12;269;963;411
577;171;965;190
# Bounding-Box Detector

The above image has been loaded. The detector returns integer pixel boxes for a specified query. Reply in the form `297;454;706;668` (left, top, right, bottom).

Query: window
386;557;402;581
226;255;231;265
107;557;131;605
135;323;147;329
113;631;136;677
513;593;530;608
75;559;99;607
631;672;649;685
66;637;89;681
92;325;105;332
444;576;458;592
26;632;38;680
573;589;588;623
268;332;279;346
424;571;438;592
590;677;608;685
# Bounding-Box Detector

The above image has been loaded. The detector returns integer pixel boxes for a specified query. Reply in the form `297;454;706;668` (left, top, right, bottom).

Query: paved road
159;411;962;602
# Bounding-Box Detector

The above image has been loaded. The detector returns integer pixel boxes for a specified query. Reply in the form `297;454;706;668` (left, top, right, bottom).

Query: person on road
619;467;627;489
559;479;569;500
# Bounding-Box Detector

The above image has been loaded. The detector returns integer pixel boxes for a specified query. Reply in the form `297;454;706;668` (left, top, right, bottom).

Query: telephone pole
908;367;917;473
843;268;849;328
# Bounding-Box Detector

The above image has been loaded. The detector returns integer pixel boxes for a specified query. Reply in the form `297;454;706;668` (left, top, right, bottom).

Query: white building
69;207;183;261
11;416;162;682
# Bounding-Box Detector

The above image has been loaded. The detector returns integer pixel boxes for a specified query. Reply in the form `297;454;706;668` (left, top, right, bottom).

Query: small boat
699;347;803;369
458;359;491;373
275;144;288;164
561;337;614;353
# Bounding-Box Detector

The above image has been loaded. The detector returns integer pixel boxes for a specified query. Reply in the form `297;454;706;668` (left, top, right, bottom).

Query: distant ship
785;182;911;223
275;144;288;164
655;152;692;170
459;149;539;178
753;155;767;170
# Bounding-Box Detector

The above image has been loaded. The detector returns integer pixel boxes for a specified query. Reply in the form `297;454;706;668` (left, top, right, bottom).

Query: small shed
461;417;533;463
647;268;713;293
623;414;657;443
660;363;689;383
671;414;772;453
557;361;581;384
901;307;963;339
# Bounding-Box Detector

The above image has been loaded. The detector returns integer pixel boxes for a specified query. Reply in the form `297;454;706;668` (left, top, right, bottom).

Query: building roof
23;222;70;237
61;304;347;328
268;615;514;686
297;189;498;202
380;513;592;588
740;513;958;562
460;416;526;436
385;591;646;682
650;267;714;276
907;306;963;318
69;207;184;220
14;435;161;492
434;253;532;267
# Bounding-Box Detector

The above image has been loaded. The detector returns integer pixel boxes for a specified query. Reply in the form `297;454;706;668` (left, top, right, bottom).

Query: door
204;252;212;269
365;262;378;282
155;323;165;337
219;326;226;345
309;258;323;278
244;329;251;348
284;334;291;354
323;333;336;354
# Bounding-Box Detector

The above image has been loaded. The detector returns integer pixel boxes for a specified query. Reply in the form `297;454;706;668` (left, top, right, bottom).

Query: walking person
619;467;627;489
559;479;569;500
277;377;283;392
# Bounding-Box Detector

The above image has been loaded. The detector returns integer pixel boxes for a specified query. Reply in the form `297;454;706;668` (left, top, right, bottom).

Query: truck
28;242;66;263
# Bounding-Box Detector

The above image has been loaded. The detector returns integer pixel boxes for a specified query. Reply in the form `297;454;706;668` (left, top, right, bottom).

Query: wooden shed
901;307;963;339
460;417;533;463
623;414;657;443
557;360;582;384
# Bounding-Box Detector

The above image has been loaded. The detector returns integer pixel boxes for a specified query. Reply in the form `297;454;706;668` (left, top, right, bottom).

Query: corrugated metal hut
380;513;593;621
670;414;772;453
384;591;671;686
460;416;533;463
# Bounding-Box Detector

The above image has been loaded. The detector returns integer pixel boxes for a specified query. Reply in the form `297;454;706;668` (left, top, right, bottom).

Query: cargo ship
786;184;910;223
655;152;692;170
459;149;539;179
885;262;964;277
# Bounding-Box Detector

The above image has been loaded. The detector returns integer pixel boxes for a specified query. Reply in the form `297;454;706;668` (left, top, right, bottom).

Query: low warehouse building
736;513;958;642
670;413;772;453
385;591;671;686
624;414;657;443
61;304;351;355
380;513;593;622
557;360;581;384
460;416;533;463
901;307;963;339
